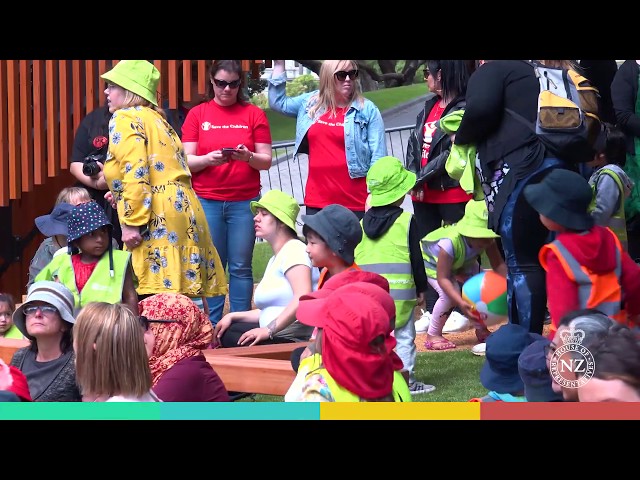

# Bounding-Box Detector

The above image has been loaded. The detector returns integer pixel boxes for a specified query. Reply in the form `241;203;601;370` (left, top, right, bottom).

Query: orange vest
540;228;627;337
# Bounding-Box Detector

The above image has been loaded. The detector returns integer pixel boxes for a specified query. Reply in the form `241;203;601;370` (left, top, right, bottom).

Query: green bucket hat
456;200;500;239
101;60;160;106
250;190;299;232
367;156;416;207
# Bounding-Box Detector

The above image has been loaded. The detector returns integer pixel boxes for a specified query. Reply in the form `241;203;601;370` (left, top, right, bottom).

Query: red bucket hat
8;366;32;401
297;282;399;399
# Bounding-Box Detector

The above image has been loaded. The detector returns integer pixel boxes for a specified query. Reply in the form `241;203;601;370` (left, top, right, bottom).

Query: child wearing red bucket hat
291;282;411;402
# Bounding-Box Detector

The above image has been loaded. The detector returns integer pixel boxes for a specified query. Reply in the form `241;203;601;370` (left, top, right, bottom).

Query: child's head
301;204;362;267
523;168;594;233
589;122;626;169
56;186;91;206
0;292;16;335
366;156;416;208
67;201;112;256
481;323;544;395
456;200;500;249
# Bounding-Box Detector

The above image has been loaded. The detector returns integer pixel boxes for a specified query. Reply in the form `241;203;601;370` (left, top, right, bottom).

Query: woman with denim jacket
268;60;387;219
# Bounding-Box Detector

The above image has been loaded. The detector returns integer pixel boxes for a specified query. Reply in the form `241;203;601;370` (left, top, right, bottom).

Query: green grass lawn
238;350;486;402
266;83;426;143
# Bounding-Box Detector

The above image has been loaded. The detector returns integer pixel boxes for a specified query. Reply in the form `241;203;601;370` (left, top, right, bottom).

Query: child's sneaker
415;310;432;333
442;311;472;333
408;381;436;395
471;343;486;356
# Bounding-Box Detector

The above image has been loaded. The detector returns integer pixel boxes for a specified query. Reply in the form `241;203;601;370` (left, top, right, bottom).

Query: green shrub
286;74;318;97
251;94;268;109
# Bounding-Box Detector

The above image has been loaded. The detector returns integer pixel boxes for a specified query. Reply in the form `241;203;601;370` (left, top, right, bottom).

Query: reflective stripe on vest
354;211;417;329
589;168;628;251
541;231;625;324
312;367;411;402
421;225;468;279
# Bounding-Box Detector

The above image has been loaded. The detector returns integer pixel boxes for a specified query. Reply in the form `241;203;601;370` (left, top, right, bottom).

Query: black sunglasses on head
212;78;241;89
139;315;177;331
334;69;359;81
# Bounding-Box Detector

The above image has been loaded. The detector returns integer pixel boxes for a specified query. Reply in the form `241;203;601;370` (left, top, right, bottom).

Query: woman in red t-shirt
183;60;273;326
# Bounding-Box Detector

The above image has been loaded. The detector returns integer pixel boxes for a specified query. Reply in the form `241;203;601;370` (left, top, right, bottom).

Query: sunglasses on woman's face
24;305;59;316
334;69;359;81
138;315;177;332
212;78;241;89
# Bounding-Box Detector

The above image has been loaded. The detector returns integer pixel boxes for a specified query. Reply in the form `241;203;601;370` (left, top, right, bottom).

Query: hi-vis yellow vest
589;167;628;251
354;211;417;329
35;250;132;309
301;351;411;402
421;225;469;279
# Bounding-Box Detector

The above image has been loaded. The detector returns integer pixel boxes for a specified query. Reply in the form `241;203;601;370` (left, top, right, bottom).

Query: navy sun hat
518;338;564;402
302;204;363;265
480;323;544;394
67;201;112;244
35;202;74;237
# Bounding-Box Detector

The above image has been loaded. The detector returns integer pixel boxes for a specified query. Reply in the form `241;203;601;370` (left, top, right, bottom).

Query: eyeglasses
423;69;430;80
334;69;359;81
138;315;177;332
212;78;241;89
24;305;59;316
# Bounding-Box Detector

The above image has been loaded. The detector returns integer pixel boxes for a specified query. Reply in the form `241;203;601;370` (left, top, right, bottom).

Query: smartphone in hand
221;147;237;156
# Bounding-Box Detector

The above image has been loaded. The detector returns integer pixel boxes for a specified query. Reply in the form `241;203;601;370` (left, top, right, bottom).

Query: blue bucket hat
480;323;544;394
518;338;564;402
35;202;74;237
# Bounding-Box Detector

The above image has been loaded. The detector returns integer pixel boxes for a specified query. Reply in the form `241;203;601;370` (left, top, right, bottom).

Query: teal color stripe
0;402;320;420
0;402;161;420
160;402;320;420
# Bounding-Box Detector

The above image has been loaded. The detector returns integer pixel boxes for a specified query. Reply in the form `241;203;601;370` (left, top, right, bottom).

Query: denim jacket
268;71;387;178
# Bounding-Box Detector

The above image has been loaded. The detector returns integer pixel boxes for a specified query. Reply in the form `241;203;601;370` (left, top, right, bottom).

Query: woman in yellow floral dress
100;60;227;300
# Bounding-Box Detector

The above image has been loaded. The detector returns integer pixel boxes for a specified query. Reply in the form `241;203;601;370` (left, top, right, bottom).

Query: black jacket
612;60;640;155
405;93;466;192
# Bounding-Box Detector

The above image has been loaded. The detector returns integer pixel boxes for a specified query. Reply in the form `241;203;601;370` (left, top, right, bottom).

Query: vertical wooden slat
0;61;8;206
97;60;108;107
19;61;33;193
154;60;165;107
241;60;250;72
168;60;178;109
264;60;273;68
45;60;60;178
72;60;83;133
59;60;72;170
198;60;207;95
85;60;96;113
7;60;21;200
32;61;46;186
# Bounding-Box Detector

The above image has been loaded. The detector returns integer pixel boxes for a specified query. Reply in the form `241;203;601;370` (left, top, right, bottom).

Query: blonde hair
56;186;91;206
74;302;151;398
307;60;365;120
536;60;578;70
120;91;167;120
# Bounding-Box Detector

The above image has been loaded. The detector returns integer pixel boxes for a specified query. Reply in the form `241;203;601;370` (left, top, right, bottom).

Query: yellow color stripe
320;402;480;420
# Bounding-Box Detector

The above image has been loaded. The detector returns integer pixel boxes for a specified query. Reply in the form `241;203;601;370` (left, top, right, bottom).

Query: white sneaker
415;310;432;333
471;343;486;356
442;311;472;333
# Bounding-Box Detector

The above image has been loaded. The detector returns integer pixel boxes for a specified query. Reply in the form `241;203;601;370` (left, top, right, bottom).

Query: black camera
82;154;105;177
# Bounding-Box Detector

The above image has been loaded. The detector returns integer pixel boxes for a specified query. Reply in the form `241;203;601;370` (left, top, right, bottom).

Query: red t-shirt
181;100;272;201
304;108;368;211
413;102;472;204
71;254;98;293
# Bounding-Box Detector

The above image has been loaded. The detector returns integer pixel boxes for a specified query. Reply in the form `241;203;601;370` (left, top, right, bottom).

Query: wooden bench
0;337;305;397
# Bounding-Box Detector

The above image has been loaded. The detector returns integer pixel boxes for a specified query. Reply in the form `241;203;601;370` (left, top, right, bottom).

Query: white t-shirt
253;239;317;328
105;390;161;402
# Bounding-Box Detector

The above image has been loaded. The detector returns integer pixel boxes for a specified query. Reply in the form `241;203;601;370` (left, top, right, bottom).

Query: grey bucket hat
13;281;76;340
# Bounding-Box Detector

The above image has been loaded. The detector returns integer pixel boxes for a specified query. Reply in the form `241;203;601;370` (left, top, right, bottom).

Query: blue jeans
200;197;258;325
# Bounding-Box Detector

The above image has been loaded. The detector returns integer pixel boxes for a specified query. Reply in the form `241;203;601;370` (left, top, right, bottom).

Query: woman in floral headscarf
139;293;229;402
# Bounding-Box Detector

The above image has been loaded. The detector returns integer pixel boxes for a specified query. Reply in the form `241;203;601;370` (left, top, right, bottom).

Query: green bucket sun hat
367;156;416;207
101;60;160;106
456;200;500;239
250;190;300;232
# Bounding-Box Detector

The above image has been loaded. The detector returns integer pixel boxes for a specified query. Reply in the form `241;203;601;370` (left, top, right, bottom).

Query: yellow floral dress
104;106;228;298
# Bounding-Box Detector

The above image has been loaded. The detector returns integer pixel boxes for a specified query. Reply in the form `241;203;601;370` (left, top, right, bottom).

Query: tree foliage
294;60;428;91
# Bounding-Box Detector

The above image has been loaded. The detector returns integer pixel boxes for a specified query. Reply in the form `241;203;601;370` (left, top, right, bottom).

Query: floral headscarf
139;293;213;386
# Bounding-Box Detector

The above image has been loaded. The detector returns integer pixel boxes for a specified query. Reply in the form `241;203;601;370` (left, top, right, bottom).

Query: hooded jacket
542;225;640;328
